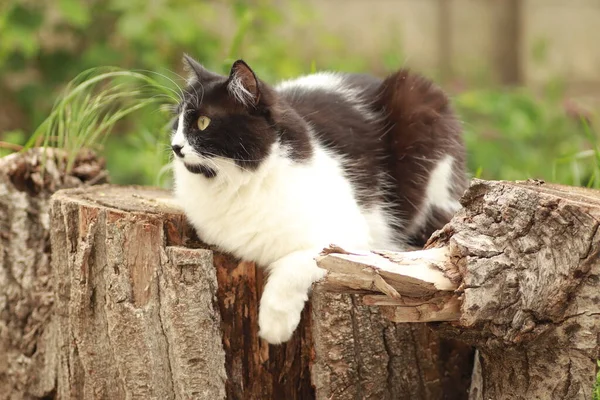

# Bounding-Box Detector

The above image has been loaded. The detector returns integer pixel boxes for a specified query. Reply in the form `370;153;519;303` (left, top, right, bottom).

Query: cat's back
277;68;468;247
275;71;382;120
276;71;381;95
274;71;387;189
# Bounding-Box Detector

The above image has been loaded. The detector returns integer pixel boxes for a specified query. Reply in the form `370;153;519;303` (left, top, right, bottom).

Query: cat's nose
172;144;183;158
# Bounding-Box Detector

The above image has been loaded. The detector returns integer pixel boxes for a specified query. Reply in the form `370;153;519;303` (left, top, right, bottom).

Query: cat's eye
197;116;211;131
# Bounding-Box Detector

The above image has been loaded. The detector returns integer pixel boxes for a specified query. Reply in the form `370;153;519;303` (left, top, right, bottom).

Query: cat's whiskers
211;156;253;175
147;93;180;106
200;150;266;165
163;68;188;84
160;144;173;157
180;149;252;177
138;82;182;106
137;69;186;102
238;141;251;160
165;68;206;111
377;122;396;141
197;80;205;106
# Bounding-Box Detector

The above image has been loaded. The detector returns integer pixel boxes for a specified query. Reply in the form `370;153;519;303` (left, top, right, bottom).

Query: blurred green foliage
0;0;599;190
456;86;600;188
0;0;324;184
595;360;600;400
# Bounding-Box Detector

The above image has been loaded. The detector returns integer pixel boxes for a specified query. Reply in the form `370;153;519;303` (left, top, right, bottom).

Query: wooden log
317;179;600;400
0;149;107;400
312;248;473;399
434;179;600;400
309;291;473;400
51;186;227;399
48;184;475;400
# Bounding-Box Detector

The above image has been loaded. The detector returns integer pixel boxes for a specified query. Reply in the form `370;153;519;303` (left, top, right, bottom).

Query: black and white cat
171;55;467;344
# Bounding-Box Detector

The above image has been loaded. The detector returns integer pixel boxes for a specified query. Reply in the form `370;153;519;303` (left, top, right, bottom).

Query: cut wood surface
316;246;461;323
48;184;473;400
0;149;107;400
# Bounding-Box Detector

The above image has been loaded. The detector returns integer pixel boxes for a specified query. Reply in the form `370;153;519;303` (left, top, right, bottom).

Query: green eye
197;116;211;131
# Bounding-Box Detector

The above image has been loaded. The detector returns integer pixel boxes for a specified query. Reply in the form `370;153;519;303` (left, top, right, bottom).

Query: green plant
455;87;599;188
1;0;331;185
25;67;177;174
3;0;600;191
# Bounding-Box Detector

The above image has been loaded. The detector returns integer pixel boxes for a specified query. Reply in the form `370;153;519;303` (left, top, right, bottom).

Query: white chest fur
173;144;385;267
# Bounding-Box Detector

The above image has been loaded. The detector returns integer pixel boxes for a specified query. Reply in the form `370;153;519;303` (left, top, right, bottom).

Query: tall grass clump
24;67;179;183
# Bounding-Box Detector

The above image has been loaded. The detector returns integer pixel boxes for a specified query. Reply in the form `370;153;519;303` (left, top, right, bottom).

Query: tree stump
316;179;600;400
8;150;597;400
430;179;600;400
0;149;107;400
49;184;474;400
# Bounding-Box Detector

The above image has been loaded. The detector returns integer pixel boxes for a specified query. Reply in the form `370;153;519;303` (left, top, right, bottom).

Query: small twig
83;170;109;186
0;141;23;152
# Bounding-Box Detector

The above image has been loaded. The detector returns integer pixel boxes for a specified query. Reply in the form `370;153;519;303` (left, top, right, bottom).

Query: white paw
258;291;306;344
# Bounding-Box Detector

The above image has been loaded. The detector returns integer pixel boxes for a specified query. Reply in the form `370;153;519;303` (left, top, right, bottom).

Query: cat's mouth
172;147;218;178
183;162;217;178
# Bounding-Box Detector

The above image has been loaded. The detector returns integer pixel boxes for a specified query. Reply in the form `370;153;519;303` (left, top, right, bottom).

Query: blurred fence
307;0;600;93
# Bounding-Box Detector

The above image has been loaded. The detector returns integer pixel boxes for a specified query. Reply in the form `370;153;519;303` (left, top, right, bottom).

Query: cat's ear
182;54;221;83
227;60;260;107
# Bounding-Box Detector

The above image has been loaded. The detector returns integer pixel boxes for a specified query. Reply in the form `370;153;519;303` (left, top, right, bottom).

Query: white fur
276;72;345;92
408;155;462;234
174;143;374;266
363;205;404;251
172;111;186;148
425;155;461;212
276;72;380;121
228;73;254;107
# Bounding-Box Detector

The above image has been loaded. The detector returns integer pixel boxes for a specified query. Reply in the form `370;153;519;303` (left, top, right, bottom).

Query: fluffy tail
375;69;468;246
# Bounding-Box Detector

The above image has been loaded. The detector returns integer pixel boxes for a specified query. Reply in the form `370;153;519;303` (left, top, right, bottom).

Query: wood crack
156;261;176;397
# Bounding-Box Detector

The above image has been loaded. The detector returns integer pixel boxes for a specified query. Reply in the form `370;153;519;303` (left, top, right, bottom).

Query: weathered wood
316;179;600;400
50;185;317;400
48;184;474;399
9;152;597;400
213;253;315;400
312;248;474;399
316;246;461;323
432;179;600;400
0;149;107;400
310;290;474;400
51;186;227;399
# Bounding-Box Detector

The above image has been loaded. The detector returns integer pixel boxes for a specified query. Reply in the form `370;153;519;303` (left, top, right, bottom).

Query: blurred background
0;0;599;187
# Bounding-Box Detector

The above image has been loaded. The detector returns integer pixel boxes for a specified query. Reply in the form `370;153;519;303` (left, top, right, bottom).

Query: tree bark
51;186;227;399
0;149;107;400
431;179;600;400
316;246;461;323
317;179;600;400
310;291;473;400
48;184;474;400
310;247;474;398
11;154;597;399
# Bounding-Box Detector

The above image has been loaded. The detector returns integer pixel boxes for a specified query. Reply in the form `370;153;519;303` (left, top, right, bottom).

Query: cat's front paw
258;291;306;344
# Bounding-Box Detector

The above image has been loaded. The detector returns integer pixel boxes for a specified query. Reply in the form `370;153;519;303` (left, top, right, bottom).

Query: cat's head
171;55;306;179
